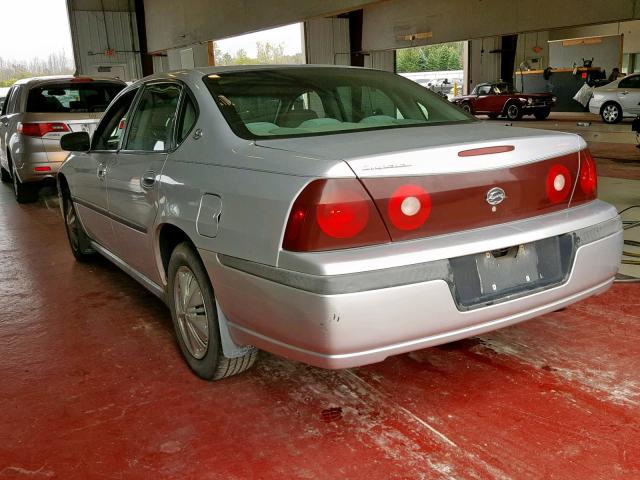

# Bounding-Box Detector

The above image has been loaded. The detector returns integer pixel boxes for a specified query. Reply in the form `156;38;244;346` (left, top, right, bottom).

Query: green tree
396;42;463;72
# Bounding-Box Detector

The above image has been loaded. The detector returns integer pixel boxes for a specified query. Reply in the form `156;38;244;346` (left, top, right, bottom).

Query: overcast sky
0;0;73;61
215;23;304;57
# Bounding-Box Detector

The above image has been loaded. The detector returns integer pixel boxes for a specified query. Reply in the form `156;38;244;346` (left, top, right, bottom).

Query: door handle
97;164;107;181
140;171;156;189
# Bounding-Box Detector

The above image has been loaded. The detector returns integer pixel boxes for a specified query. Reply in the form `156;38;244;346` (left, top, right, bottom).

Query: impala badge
486;187;506;206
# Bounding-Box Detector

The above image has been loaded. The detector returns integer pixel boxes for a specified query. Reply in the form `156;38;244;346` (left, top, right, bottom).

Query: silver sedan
58;66;622;380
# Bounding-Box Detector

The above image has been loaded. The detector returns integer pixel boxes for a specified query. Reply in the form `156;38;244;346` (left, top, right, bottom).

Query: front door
72;88;139;252
107;82;182;284
473;85;493;113
616;75;640;115
0;86;20;171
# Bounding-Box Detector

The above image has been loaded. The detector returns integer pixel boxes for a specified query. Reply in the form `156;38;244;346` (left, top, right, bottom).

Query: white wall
142;0;377;53
550;21;640;53
468;37;502;89
548;35;622;75
68;9;143;81
362;0;637;52
305;18;350;65
515;31;550;70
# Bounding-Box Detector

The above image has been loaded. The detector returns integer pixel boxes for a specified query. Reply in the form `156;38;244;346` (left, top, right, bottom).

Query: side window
92;89;138;151
176;93;197;144
125;83;181;152
0;87;14;116
477;85;491;95
618;76;640;89
7;86;22;114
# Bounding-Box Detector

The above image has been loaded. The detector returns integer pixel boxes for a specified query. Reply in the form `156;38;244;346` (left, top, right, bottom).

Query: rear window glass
26;82;125;113
203;67;473;139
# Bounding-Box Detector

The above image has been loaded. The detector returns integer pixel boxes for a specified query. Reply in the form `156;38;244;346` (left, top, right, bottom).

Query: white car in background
589;73;640;123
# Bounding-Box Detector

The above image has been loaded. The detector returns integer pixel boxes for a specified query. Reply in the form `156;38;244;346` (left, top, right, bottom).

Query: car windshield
26;82;125;113
493;83;517;94
203;67;473;139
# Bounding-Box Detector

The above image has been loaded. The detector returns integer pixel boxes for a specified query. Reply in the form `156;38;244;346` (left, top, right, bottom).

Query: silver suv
0;76;125;202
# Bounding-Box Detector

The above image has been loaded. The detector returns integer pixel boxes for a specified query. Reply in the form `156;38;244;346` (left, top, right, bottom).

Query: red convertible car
451;82;556;120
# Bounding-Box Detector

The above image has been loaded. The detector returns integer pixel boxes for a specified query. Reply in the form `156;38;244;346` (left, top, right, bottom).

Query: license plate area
450;234;575;310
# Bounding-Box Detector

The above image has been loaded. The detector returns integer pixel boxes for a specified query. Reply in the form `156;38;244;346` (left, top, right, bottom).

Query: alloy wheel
173;265;209;359
507;104;519;119
65;200;79;252
602;104;619;123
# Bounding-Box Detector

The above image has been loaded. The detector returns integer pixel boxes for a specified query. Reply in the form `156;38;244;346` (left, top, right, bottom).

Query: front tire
601;102;622;124
461;102;473;114
168;242;257;380
505;102;523;120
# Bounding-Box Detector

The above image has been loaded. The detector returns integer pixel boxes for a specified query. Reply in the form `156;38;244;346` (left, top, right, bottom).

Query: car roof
13;75;126;88
133;64;376;86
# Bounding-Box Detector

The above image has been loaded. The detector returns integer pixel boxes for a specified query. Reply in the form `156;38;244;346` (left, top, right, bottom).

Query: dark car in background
451;82;556;120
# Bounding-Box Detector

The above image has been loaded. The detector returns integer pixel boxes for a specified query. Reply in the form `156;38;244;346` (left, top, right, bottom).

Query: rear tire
62;190;95;261
533;109;551;120
168;242;257;380
1;166;10;183
12;166;37;203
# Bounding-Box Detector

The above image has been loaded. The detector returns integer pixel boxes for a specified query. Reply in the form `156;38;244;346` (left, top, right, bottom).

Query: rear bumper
13;136;67;183
202;201;622;369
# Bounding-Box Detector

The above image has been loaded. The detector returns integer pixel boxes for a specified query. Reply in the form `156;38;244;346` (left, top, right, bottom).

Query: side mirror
61;131;90;152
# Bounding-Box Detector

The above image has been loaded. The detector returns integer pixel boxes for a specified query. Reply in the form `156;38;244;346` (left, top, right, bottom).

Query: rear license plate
476;244;539;296
449;235;574;309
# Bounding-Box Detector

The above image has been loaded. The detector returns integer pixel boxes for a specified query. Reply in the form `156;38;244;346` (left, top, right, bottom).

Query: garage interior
1;0;639;478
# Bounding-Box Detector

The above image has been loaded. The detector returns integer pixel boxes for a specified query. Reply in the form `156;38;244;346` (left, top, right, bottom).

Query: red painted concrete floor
1;183;639;480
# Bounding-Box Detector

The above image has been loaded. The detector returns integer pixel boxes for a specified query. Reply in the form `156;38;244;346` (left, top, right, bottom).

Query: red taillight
546;164;572;204
283;179;390;252
571;148;597;204
18;122;70;137
34;166;51;172
387;184;431;231
579;149;597;197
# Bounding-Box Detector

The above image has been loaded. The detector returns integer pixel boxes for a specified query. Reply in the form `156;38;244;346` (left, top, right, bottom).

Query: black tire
12;165;38;203
601;102;622;124
505;102;523;120
167;242;257;380
533;109;551;120
62;190;95;261
461;102;473;115
487;113;499;119
0;166;10;183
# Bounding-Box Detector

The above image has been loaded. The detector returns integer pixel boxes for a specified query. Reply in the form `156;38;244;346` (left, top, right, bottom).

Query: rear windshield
26;82;125;113
203;67;473;139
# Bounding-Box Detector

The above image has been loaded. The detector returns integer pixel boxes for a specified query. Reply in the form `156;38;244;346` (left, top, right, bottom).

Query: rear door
71;88;140;252
106;81;182;283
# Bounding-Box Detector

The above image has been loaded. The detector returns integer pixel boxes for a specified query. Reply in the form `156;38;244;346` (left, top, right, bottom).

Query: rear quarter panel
155;87;353;270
